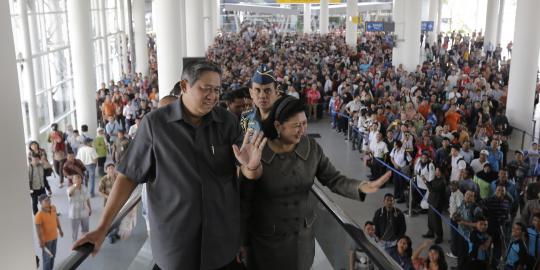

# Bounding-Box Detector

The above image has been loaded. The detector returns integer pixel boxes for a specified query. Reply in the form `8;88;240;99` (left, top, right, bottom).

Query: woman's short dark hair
261;96;305;140
181;60;222;87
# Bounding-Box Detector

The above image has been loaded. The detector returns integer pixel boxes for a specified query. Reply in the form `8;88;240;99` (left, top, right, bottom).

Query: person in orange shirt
418;99;431;119
35;194;63;270
101;95;116;121
445;104;461;131
149;87;159;102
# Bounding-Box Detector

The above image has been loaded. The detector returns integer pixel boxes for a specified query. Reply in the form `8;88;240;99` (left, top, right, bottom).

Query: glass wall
91;0;125;87
9;0;128;147
9;0;74;148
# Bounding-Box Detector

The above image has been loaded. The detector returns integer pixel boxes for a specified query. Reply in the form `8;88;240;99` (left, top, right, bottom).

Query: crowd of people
27;18;540;270
29;66;166;269
206;23;540;270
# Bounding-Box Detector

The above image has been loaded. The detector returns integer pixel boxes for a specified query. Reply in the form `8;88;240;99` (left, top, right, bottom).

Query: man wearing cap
471;150;490;174
35;194;63;270
77;137;99;197
74;60;266;269
240;64;280;133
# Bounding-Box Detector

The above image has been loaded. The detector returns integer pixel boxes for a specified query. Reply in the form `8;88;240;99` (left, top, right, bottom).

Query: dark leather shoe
422;233;435;238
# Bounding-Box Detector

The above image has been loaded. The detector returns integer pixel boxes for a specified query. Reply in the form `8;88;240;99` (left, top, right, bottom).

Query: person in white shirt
450;145;467;182
76;138;99;197
128;117;141;139
67;174;91;242
470;150;489;174
345;95;362;115
390;141;412;203
369;132;388;179
414;151;436;209
448;181;464;219
123;99;137;131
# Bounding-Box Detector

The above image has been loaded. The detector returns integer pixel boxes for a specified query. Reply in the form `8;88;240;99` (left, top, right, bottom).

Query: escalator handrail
56;185;143;270
311;182;403;270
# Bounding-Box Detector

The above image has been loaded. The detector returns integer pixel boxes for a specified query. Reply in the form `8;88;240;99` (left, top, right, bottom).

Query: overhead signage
365;21;395;32
421;21;434;32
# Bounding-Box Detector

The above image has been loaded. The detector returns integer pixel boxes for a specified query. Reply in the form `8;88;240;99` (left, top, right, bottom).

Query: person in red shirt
306;83;321;120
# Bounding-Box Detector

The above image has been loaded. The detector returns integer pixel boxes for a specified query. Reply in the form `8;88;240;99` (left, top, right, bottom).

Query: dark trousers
370;160;385;180
153;259;245;270
428;207;443;239
489;226;503;269
30;188;46;214
412;187;427;209
53;158;66;184
97;156;106;177
452;228;469;268
393;168;407;200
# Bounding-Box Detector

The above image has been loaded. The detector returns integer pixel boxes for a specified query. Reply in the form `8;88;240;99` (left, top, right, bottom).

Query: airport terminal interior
2;0;540;269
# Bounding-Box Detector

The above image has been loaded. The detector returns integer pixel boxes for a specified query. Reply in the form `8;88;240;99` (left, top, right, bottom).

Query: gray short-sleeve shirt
117;99;243;270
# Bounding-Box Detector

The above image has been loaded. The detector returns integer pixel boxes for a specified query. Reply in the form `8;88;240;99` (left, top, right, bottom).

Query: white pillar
320;0;329;35
203;0;214;50
427;0;439;45
436;0;442;34
1;0;37;267
18;0;39;141
483;0;499;51
393;0;422;71
421;0;430;21
214;0;221;34
496;0;505;45
133;0;148;75
117;0;129;75
154;0;184;97
67;0;98;136
303;4;312;34
185;0;206;57
345;0;358;47
506;0;540;134
99;0;110;81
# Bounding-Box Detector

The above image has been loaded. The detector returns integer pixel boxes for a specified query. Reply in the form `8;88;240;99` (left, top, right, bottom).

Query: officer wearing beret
241;64;279;133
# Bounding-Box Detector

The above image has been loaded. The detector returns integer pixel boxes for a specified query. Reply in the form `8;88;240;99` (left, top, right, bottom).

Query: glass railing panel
311;182;402;270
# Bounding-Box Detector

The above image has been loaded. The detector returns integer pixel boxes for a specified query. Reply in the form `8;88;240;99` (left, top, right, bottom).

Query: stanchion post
521;130;526;150
408;176;413;216
347;121;351;141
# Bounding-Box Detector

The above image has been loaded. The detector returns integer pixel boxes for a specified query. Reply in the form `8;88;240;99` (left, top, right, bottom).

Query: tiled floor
33;171;147;269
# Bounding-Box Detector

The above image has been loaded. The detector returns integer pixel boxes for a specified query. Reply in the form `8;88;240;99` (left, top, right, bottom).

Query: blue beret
251;65;276;85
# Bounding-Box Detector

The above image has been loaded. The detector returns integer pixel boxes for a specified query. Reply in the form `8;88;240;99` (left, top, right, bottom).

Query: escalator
57;183;402;270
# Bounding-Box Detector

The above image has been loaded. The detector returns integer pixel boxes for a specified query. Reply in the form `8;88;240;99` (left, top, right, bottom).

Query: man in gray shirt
74;61;267;269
